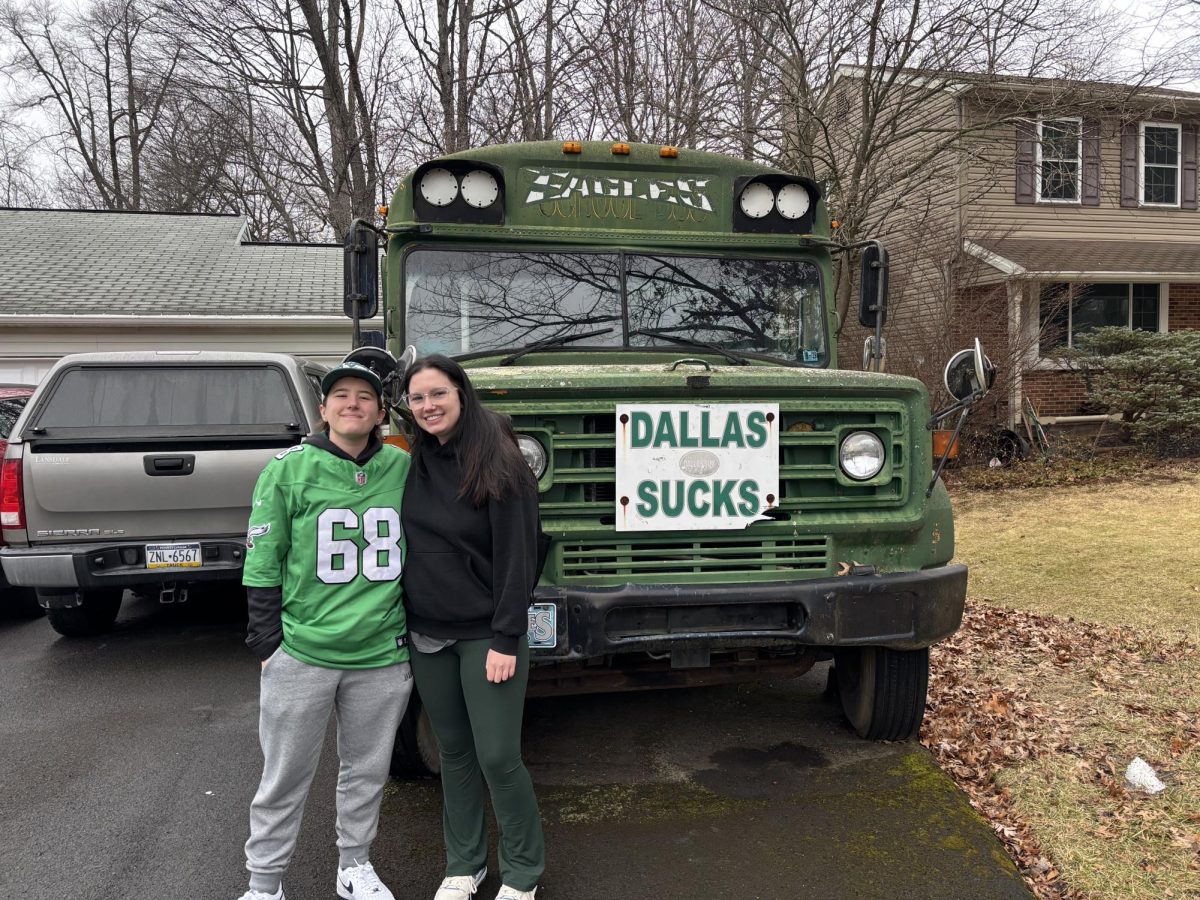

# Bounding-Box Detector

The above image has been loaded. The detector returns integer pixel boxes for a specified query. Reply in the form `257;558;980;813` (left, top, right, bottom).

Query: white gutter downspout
1007;280;1023;430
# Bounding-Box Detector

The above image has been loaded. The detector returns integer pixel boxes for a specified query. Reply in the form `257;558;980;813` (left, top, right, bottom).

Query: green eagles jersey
243;441;411;669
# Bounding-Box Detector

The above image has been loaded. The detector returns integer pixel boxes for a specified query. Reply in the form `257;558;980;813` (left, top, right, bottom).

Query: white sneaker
496;887;537;900
435;867;487;899
236;889;284;900
337;859;395;899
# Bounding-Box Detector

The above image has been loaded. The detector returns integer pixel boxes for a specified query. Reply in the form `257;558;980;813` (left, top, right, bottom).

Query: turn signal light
562;141;582;154
831;219;840;229
611;143;631;155
376;204;388;217
659;146;678;158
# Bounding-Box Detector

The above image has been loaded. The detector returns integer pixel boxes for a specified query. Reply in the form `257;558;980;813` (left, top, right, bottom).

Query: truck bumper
531;564;967;660
0;538;247;592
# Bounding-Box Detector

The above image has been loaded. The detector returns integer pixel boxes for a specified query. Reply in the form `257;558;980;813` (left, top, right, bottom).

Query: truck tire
44;590;123;637
834;646;929;741
390;695;440;778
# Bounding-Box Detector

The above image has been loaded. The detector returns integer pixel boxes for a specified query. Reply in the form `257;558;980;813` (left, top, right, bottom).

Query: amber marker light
562;141;582;154
376;204;388;217
611;142;631;155
660;145;679;158
831;219;840;229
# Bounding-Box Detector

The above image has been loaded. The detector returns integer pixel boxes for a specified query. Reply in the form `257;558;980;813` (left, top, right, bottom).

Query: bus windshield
404;248;826;364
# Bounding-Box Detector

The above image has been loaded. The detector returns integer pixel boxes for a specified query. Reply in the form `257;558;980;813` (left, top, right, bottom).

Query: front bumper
0;538;248;591
531;564;967;661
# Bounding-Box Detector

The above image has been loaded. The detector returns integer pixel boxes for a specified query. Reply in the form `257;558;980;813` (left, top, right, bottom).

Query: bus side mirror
343;220;379;320
858;243;889;328
943;339;996;401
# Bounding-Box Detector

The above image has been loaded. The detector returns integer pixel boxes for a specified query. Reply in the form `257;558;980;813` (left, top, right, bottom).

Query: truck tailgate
22;446;280;541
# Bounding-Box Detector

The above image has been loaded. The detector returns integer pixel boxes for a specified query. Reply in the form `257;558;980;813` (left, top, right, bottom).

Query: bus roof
385;141;828;247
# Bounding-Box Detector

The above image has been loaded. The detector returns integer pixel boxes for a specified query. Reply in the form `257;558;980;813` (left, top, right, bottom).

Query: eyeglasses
400;386;456;409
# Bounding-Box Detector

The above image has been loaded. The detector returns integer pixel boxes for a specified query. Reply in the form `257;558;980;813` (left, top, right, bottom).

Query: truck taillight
0;458;23;529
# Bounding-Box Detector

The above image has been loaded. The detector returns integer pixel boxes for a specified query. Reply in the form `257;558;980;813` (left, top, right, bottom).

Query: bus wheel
834;646;929;741
44;589;123;637
390;695;440;778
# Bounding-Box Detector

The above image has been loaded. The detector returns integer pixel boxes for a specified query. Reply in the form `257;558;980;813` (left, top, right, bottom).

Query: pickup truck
0;351;327;636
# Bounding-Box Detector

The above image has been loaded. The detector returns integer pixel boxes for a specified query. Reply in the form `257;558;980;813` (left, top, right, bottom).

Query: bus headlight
461;169;500;208
418;167;458;207
738;182;774;219
839;431;885;480
517;434;548;478
775;183;811;219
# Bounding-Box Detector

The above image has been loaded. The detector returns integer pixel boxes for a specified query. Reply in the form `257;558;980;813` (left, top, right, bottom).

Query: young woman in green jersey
399;355;544;900
236;361;413;900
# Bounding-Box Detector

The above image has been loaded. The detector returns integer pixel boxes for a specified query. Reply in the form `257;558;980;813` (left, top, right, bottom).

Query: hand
485;649;517;683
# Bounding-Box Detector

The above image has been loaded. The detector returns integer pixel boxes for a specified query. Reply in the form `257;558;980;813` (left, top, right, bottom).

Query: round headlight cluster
839;431;885;481
418;168;500;209
517;434;548;478
738;181;811;220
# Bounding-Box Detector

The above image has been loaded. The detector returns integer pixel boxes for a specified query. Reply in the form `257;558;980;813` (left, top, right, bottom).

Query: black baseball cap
320;361;384;399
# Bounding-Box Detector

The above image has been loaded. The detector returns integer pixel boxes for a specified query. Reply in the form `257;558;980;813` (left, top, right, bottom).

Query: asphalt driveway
0;593;1029;900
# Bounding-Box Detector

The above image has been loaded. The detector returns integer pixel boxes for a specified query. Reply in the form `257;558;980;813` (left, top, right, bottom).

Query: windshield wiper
498;327;616;366
628;328;751;366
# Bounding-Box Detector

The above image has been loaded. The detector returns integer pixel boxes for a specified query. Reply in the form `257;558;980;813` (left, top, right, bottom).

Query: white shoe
236;888;284;900
435;867;487;899
337;859;395;899
496;887;537;900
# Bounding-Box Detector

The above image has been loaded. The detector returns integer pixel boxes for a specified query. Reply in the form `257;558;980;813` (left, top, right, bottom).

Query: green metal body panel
378;141;962;661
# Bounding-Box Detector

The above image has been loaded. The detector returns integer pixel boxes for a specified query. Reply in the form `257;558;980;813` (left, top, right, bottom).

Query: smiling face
320;376;385;450
406;366;462;444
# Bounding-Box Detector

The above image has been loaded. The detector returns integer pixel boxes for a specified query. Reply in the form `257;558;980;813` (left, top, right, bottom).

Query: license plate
527;603;557;649
145;542;202;569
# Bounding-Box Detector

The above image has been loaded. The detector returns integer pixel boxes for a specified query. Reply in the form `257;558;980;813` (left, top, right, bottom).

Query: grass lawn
936;472;1200;898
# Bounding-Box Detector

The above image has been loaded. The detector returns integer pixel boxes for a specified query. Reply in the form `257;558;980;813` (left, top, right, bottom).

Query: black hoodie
401;438;540;654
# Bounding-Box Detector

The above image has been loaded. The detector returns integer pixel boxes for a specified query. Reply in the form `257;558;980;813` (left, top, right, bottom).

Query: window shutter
1082;120;1101;206
1015;120;1036;204
1120;122;1139;208
1183;123;1197;210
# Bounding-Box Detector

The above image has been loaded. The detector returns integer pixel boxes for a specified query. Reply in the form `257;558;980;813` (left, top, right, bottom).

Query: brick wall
1022;369;1090;417
1169;283;1200;330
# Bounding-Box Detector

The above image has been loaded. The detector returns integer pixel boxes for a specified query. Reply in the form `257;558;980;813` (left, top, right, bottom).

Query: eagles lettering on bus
627;409;769;519
523;169;713;211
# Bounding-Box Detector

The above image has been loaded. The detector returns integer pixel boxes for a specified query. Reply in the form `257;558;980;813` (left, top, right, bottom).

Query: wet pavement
0;593;1030;900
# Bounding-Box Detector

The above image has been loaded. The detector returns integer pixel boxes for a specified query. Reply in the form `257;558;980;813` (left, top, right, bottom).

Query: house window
1039;283;1162;351
1037;118;1081;202
1140;123;1181;206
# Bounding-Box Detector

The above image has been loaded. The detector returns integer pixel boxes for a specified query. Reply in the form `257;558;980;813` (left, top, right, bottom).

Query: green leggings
409;637;544;891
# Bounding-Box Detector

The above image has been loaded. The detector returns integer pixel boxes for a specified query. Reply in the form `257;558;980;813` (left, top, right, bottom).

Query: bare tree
162;0;409;235
0;0;180;210
0;111;47;205
734;0;1142;332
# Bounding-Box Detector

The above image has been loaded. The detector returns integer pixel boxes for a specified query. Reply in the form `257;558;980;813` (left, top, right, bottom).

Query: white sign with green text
615;403;779;531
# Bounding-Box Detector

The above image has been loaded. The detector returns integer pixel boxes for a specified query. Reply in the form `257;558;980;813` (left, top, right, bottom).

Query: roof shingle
0;209;344;316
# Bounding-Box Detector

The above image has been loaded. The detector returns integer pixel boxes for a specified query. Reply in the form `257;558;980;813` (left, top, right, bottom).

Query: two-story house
826;68;1200;428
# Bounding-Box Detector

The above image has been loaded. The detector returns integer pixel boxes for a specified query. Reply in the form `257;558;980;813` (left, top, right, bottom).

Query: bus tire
834;646;929;741
390;694;440;778
44;590;123;637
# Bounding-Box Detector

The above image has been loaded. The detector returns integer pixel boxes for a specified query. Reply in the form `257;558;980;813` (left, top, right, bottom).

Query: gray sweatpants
245;648;413;893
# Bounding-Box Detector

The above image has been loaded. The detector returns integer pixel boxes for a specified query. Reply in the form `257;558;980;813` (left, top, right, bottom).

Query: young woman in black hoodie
399;355;543;900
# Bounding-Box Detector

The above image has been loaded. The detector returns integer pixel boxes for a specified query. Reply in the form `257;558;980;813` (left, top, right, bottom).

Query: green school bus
343;140;987;773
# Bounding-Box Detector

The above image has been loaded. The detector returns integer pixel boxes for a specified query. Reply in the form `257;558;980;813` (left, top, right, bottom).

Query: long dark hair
402;355;534;506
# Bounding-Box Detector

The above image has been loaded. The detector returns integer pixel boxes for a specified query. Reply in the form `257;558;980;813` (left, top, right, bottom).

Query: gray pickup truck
0;351;326;636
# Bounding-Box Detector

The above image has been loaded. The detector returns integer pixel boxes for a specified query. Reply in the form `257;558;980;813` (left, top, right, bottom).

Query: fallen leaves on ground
921;599;1199;899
